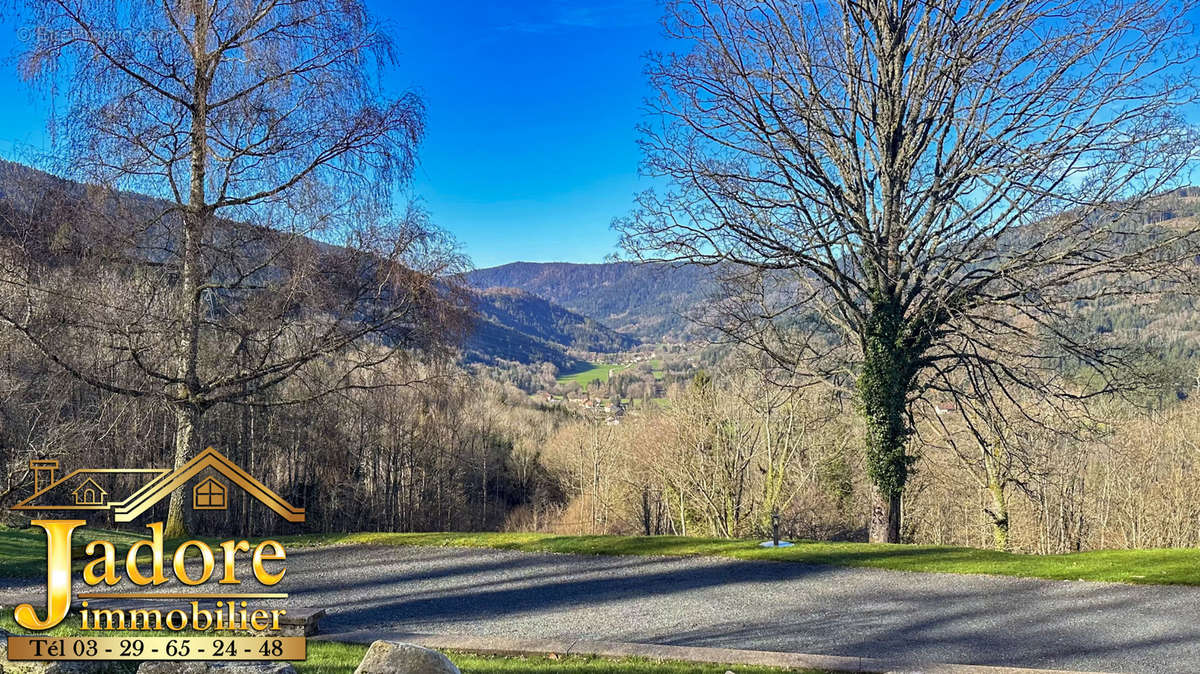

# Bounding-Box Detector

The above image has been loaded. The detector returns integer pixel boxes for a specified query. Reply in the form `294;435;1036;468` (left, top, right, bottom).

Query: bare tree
2;0;467;536
922;383;1060;551
618;0;1200;541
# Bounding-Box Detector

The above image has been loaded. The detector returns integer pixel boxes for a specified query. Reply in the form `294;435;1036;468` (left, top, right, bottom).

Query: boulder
135;665;208;674
352;641;460;674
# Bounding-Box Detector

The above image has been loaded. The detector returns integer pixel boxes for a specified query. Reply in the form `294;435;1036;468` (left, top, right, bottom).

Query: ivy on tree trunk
857;294;915;543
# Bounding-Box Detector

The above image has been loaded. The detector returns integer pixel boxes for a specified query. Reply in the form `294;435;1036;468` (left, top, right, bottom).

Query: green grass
302;647;822;674
649;358;665;380
0;616;815;673
557;362;632;387
0;525;150;578
557;359;670;388
448;652;816;674
294;640;366;673
6;525;1200;586
275;531;1200;586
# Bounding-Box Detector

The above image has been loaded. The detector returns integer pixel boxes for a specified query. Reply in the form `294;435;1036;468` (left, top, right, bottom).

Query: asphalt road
6;544;1200;672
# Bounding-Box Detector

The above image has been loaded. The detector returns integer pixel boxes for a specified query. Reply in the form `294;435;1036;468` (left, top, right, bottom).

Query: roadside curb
314;630;1109;674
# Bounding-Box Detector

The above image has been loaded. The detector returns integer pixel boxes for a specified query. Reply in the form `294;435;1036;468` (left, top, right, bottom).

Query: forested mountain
1069;191;1200;396
466;261;716;341
466;193;1200;394
6;159;1199;379
465;287;639;370
0;160;624;369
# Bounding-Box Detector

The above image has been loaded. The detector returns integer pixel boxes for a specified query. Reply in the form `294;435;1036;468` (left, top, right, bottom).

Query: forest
5;311;1200;555
2;170;1200;553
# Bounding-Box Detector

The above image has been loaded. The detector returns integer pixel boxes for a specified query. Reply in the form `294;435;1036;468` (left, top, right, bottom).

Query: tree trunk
678;488;686;537
166;3;212;541
869;484;901;543
165;404;202;538
859;296;913;544
987;477;1010;552
641;486;652;536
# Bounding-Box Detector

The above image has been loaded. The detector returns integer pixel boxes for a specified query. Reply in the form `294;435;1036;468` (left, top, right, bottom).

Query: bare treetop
3;0;466;536
22;0;419;222
619;0;1200;541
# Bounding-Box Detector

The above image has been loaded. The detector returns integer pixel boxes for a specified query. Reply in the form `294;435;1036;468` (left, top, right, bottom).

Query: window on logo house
73;478;107;505
193;477;227;510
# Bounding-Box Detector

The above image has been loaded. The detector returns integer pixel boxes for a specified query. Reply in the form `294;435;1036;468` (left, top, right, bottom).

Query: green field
557;362;632;387
557;359;665;388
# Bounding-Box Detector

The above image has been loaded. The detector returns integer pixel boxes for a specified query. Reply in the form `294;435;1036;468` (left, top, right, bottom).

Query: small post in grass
760;511;792;548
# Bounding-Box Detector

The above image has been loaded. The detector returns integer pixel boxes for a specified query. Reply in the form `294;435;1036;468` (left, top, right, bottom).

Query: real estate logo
7;447;308;662
13;447;305;522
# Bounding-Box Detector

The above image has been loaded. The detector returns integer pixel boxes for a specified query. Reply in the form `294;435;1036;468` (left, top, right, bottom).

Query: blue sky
0;1;667;269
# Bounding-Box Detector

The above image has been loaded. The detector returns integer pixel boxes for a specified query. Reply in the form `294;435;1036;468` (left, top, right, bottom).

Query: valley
3;2;1200;672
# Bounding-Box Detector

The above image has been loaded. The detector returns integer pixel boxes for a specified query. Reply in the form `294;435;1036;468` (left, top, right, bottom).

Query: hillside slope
466;261;715;341
465;288;640;370
0;159;619;369
474;287;638;352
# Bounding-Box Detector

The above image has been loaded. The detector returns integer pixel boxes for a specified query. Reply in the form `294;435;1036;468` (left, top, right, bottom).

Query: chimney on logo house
30;459;58;493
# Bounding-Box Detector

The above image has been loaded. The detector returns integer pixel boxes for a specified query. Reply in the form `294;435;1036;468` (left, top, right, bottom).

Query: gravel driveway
5;544;1200;672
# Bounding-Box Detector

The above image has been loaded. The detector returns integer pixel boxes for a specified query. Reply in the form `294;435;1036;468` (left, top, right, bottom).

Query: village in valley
534;350;695;424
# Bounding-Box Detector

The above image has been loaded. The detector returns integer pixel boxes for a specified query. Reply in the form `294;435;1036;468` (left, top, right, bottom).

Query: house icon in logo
71;477;108;506
12;447;305;522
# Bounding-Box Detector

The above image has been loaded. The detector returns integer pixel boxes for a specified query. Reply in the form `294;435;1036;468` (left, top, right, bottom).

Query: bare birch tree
2;0;466;536
618;0;1200;541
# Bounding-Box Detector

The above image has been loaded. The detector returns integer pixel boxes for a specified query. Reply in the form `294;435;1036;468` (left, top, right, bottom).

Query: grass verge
0;525;149;578
278;531;1200;586
447;652;816;674
4;525;1199;585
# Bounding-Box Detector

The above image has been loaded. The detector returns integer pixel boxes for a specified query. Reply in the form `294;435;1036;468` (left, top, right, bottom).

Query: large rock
137;663;295;674
352;641;459;674
1;661;109;674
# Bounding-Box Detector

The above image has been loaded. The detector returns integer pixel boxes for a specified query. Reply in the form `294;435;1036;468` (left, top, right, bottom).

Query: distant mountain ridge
463;287;639;370
466;193;1200;394
16;156;1195;383
0;159;626;370
466;261;716;341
